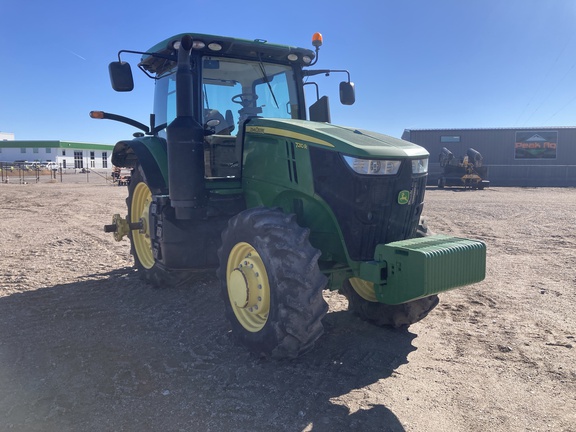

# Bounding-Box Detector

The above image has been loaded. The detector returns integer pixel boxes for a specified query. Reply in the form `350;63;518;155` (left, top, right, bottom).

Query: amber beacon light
312;32;323;47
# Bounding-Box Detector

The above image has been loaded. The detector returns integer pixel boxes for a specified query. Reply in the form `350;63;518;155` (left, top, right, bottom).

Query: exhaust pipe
166;35;207;219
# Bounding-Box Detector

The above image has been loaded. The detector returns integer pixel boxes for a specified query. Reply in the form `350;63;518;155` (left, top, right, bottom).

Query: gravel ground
0;178;574;432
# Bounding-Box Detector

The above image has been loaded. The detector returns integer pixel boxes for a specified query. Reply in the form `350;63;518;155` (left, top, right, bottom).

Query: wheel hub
229;258;269;314
226;242;271;332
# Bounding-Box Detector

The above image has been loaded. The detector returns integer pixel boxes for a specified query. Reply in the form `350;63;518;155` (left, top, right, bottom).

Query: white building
0;140;114;170
0;132;15;141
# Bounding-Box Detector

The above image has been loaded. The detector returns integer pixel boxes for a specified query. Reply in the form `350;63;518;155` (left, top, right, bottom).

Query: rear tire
340;219;439;327
217;207;328;359
127;164;200;288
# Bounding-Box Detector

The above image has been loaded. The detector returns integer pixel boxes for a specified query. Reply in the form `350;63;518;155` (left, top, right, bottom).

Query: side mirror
339;81;355;105
309;95;331;123
108;61;134;92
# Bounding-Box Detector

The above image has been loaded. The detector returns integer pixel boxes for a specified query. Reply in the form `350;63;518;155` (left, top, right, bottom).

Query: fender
111;136;168;191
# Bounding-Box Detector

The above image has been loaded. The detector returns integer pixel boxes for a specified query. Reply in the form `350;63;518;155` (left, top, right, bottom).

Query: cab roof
140;33;316;76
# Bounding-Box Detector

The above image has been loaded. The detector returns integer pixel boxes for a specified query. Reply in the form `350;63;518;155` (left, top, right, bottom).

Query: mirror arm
303;82;320;101
303;69;352;82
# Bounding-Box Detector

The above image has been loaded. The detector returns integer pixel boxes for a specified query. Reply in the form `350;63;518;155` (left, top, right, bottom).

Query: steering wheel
232;93;259;106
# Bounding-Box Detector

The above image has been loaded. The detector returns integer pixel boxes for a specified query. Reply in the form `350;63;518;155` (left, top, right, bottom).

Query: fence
0;162;127;186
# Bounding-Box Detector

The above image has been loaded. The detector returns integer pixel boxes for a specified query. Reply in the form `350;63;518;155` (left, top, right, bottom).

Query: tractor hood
245;118;429;159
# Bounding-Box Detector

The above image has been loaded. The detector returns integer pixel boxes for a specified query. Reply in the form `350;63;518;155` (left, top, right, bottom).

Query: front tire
340;279;439;327
340;219;439;327
217;207;328;359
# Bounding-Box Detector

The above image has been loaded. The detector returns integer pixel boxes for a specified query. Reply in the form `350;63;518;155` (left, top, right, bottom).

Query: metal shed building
402;127;576;187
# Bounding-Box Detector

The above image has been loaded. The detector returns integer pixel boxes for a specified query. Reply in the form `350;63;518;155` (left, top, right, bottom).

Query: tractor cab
102;33;354;183
153;55;302;179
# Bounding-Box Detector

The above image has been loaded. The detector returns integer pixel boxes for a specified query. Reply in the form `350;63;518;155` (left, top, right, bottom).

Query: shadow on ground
0;268;417;432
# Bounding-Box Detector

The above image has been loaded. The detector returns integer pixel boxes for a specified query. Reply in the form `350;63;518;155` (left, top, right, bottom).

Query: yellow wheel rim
226;242;271;332
131;182;154;269
349;277;378;302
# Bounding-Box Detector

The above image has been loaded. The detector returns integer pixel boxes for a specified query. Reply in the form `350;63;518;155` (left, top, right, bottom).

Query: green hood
246;118;429;159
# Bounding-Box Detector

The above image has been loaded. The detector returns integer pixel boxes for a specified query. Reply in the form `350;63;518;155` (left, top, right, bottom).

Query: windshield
153;56;300;136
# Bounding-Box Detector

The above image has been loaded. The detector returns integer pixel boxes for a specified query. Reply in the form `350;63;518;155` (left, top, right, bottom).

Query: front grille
310;147;426;261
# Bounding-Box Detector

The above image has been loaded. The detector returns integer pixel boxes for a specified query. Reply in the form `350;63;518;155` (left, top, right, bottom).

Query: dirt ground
0;174;574;432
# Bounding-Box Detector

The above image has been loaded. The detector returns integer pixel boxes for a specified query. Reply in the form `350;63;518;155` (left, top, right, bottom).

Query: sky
1;0;576;144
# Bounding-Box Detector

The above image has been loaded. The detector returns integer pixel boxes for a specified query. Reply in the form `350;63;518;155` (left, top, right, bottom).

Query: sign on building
515;131;557;159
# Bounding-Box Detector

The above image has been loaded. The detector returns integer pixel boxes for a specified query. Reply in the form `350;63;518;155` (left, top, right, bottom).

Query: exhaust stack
166;35;207;219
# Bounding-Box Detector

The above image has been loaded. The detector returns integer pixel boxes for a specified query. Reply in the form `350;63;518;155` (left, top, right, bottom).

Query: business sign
515;131;557;159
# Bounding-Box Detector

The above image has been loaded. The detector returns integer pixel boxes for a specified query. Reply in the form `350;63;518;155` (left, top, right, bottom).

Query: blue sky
1;0;576;144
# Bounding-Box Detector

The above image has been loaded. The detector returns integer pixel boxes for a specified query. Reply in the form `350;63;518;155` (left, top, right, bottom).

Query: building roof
0;140;113;150
404;126;576;132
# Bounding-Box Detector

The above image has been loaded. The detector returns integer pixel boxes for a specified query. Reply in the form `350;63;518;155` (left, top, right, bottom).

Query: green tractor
95;33;486;359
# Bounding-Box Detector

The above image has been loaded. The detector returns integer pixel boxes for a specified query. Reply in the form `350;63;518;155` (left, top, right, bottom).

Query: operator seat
204;109;233;135
204;109;239;178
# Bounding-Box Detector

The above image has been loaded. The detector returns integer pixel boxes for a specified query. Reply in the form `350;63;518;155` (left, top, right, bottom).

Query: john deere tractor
94;32;486;359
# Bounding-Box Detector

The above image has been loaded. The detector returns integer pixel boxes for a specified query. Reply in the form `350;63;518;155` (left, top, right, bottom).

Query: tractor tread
217;207;328;359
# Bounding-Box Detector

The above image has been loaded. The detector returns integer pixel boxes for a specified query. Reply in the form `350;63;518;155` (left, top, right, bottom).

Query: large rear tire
127;164;200;288
340;219;439;327
217;207;328;359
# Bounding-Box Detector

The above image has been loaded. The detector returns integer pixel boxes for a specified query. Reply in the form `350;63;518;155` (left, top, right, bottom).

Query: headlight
343;156;401;175
411;158;428;174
